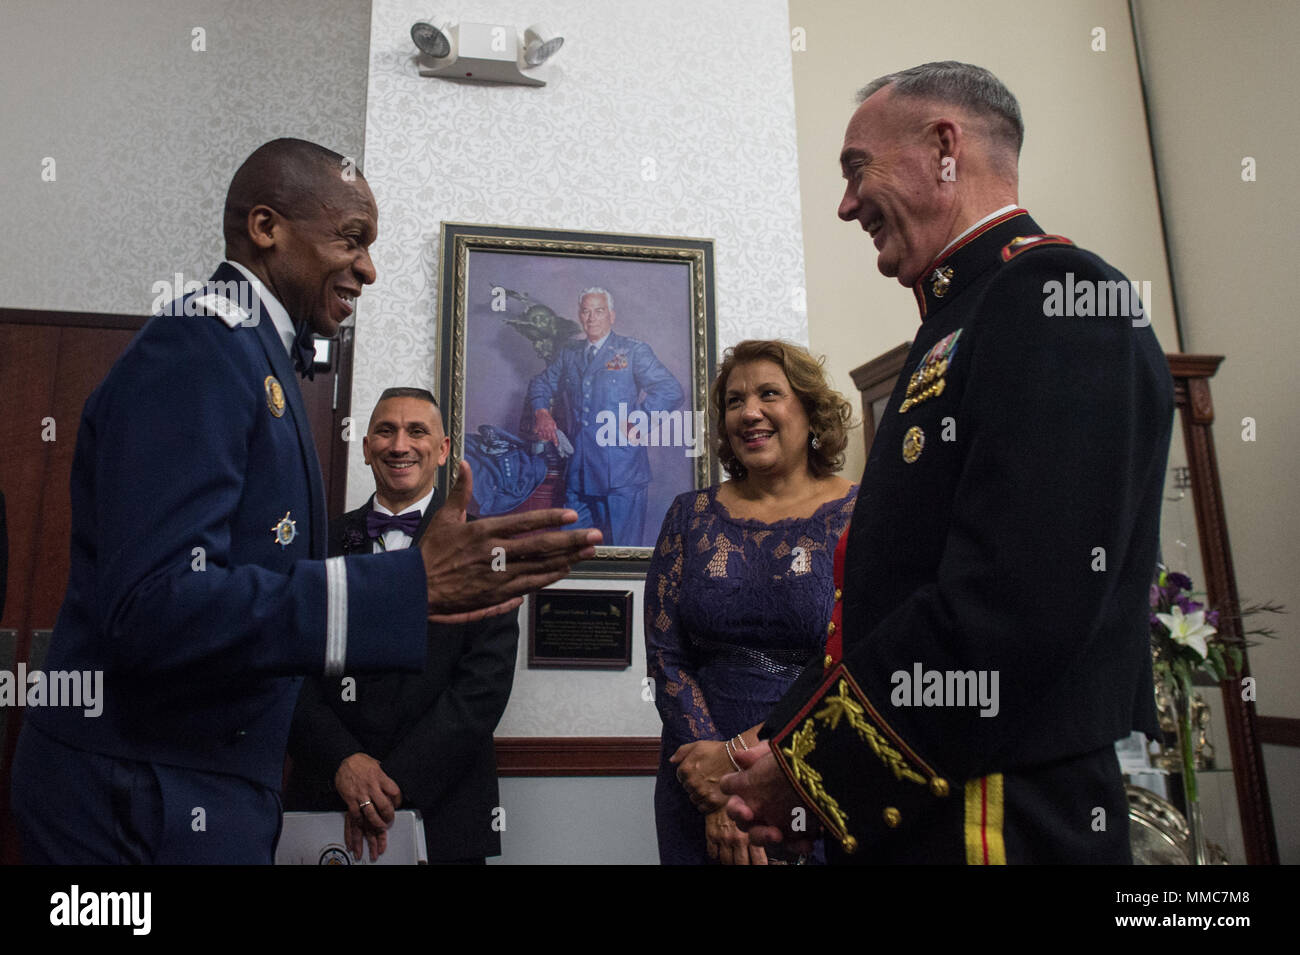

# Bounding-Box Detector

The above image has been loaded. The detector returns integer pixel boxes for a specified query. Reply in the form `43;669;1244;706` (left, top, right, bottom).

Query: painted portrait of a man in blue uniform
526;287;684;547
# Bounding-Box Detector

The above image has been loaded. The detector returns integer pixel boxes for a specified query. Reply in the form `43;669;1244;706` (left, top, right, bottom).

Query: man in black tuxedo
287;387;519;864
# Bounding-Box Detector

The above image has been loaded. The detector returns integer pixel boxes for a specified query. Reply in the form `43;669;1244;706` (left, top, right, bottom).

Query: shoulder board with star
189;293;250;329
1000;234;1075;262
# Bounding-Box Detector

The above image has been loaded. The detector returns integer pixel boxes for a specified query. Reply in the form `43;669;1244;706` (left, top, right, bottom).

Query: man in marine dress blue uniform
9;139;598;864
528;288;683;547
722;63;1173;864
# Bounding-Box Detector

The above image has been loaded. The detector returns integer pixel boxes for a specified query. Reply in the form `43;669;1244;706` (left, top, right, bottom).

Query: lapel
412;486;445;540
210;262;329;559
340;498;374;555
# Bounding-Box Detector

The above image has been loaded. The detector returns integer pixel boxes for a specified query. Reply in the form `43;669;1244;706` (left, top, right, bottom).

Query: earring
810;432;821;450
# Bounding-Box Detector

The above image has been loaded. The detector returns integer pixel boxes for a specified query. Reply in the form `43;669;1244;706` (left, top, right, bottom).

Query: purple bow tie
366;510;422;539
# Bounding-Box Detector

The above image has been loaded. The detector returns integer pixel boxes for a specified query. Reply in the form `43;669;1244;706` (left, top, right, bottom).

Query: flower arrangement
1149;566;1283;804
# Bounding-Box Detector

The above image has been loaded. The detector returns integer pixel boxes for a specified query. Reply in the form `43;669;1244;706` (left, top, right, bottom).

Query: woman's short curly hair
711;339;854;480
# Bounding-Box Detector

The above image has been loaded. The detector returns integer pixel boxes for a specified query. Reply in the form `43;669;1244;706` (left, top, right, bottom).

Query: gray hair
579;286;614;311
857;61;1023;157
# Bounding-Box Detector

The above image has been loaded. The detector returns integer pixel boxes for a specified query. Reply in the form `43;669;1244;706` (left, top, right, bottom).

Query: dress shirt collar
225;259;297;357
933;204;1019;264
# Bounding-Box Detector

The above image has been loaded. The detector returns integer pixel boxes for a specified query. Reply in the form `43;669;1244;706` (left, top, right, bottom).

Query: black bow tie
366;510;422;539
292;320;316;380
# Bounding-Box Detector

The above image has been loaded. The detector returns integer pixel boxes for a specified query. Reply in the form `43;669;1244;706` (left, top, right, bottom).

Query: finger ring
358;800;373;810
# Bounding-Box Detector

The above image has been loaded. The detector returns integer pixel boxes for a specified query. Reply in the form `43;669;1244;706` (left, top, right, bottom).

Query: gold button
931;778;949;798
823;654;833;668
834;588;842;601
841;835;858;854
883;807;901;828
827;621;836;633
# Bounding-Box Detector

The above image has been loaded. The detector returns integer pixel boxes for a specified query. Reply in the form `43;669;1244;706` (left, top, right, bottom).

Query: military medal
900;329;962;413
605;353;628;370
902;425;925;463
264;375;286;418
930;266;954;297
272;511;297;547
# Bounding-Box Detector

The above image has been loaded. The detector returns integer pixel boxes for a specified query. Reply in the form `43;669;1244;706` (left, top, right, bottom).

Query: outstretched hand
420;460;601;623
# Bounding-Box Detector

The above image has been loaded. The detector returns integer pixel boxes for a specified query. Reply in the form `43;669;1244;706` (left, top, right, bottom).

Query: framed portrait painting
436;222;718;574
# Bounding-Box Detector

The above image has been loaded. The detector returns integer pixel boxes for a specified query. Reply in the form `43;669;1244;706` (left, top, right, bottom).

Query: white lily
1156;605;1216;660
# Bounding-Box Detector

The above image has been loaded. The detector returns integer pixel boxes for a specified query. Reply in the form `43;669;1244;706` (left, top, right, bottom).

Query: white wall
0;0;371;314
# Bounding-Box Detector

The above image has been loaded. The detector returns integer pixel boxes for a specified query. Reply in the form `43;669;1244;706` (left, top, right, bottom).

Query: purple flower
1206;610;1220;627
1175;594;1203;615
1168;571;1194;592
342;528;366;553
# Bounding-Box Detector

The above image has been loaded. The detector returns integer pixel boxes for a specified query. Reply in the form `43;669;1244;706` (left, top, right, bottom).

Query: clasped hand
721;741;819;855
670;740;732;812
335;752;402;863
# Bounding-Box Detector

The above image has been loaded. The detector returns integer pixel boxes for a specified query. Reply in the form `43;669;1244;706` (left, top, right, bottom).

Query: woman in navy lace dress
646;340;857;864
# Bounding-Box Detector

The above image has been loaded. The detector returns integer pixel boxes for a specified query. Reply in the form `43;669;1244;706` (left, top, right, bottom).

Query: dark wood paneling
0;325;60;642
1257;717;1300;748
850;341;910;457
495;737;660;776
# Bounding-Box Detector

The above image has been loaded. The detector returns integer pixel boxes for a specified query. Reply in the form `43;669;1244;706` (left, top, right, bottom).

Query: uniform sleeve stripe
324;556;348;676
964;774;1006;865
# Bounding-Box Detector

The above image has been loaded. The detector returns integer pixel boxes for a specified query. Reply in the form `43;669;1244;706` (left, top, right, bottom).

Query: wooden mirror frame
851;347;1279;864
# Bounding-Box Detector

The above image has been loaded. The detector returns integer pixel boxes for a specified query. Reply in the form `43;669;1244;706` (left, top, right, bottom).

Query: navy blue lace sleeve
645;492;721;742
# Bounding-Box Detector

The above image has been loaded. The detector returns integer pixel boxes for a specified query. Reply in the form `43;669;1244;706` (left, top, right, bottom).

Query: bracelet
724;738;741;772
732;733;749;751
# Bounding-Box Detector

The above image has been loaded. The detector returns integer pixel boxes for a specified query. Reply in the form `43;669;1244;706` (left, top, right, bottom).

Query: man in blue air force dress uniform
527;288;683;547
722;63;1173;864
287;389;518;864
9;139;597;864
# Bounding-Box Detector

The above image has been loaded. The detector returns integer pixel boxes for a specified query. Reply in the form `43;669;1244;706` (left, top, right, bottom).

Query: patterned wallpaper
357;0;807;735
0;0;372;314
